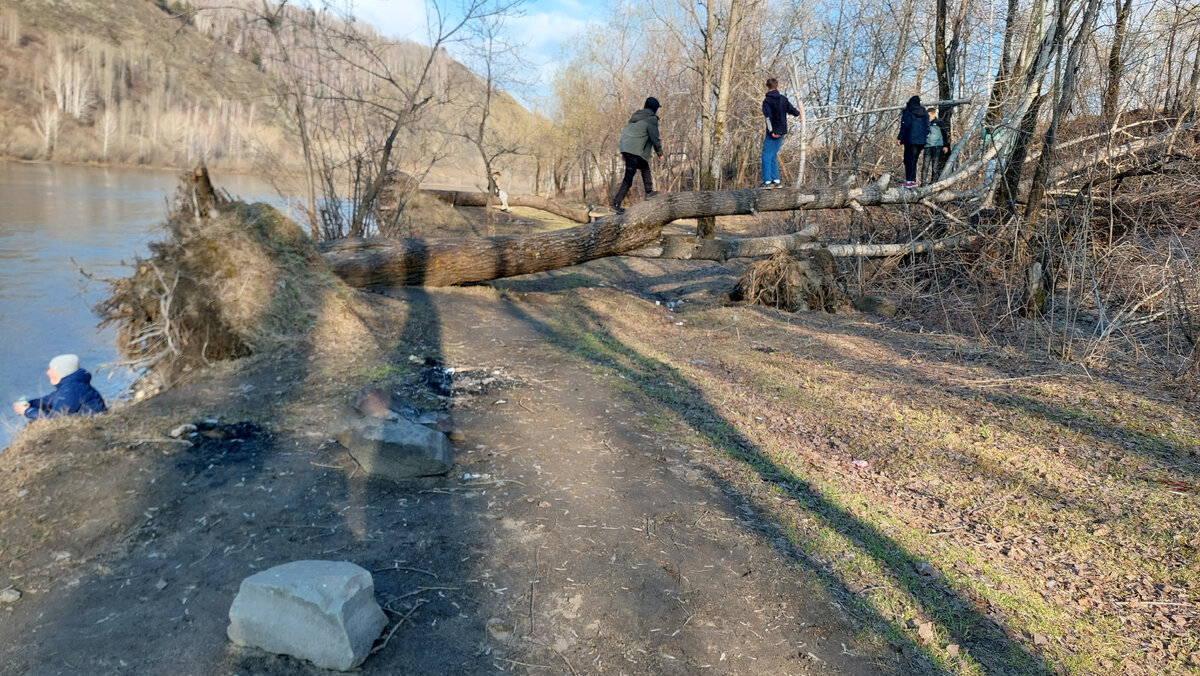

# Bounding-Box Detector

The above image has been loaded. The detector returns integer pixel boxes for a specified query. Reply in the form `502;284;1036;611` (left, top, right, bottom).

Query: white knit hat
48;354;80;377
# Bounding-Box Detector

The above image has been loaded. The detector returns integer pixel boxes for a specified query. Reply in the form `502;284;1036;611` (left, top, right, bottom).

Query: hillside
0;0;540;187
0;0;283;168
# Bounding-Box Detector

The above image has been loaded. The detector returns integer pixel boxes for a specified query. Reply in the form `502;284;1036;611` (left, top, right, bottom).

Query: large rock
227;560;387;671
335;418;454;479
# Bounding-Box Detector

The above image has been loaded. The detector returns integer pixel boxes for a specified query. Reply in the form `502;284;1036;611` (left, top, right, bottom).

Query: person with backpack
611;97;663;214
760;77;802;189
11;354;106;420
923;107;951;184
896;95;930;187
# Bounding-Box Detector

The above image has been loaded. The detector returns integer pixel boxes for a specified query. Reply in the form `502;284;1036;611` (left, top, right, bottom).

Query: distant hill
0;0;540;188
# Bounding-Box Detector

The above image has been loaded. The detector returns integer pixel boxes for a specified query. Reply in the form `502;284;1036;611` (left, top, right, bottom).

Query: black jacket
897;96;930;146
762;90;801;137
24;369;107;420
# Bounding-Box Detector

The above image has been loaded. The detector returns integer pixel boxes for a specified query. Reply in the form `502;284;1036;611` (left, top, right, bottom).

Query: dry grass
528;286;1200;675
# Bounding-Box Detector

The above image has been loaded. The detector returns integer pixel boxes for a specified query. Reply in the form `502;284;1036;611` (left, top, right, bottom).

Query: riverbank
0;202;1197;675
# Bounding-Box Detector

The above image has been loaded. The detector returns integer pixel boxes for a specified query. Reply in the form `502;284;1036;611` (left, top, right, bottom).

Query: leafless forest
2;0;1200;375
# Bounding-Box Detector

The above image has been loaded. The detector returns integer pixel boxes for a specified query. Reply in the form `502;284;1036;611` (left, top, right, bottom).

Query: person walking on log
923;107;951;184
897;95;930;187
611;97;663;214
11;354;106;420
759;77;801;189
492;171;510;212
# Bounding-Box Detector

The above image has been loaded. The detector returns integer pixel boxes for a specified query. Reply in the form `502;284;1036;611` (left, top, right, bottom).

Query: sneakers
646;190;659;198
611;205;626;215
771;180;782;188
902;181;917;188
758;182;775;190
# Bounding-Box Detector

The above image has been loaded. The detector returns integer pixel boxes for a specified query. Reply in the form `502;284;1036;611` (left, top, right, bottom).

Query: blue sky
346;0;604;107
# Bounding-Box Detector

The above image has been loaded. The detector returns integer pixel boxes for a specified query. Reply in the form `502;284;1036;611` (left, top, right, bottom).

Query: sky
344;0;604;108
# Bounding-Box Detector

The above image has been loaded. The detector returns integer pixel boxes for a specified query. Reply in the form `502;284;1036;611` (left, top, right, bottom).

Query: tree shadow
494;295;1056;675
0;217;495;674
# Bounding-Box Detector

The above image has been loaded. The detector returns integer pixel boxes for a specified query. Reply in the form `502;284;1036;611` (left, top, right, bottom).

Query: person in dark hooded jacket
612;97;664;213
896;95;930;187
11;354;107;420
760;77;801;189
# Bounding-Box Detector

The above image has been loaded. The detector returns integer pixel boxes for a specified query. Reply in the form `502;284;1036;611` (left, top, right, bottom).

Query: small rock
155;578;168;591
486;617;513;641
169;423;197;439
53;551;71;562
852;296;899;318
353;387;398;420
15;489;27;498
0;588;20;603
917;622;935;644
947;644;960;658
335;419;454;479
228;560;387;671
915;561;935;577
1033;633;1048;646
448;429;467;443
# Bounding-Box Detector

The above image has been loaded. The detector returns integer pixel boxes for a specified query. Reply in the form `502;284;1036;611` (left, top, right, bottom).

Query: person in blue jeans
760;78;801;189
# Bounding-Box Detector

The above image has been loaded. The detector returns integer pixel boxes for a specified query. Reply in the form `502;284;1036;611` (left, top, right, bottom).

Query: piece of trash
851;460;869;469
463;473;493;481
1159;478;1193;492
155;578;168;591
169;423;197;439
15;489;27;498
493;399;507;406
675;322;684;326
655;300;661;306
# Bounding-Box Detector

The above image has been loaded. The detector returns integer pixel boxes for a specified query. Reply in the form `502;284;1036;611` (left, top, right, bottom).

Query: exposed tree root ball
731;251;840;313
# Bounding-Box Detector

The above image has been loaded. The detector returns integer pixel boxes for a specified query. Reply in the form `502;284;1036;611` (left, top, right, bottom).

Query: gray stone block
227;560;387;671
335;418;454;479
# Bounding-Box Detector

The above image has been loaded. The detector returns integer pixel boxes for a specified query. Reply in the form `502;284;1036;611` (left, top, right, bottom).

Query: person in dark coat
11;354;107;420
760;77;801;189
612;97;664;214
922;107;951;184
896;95;930;187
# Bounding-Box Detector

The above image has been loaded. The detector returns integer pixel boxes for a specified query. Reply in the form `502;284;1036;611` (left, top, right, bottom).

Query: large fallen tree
321;176;979;287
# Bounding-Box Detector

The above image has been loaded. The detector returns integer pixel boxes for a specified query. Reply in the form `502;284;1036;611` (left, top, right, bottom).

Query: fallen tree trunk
627;230;977;260
629;224;820;260
423;189;593;224
322;178;950;287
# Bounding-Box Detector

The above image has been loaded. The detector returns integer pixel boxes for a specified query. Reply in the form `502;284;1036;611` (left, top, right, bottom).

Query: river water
0;162;280;449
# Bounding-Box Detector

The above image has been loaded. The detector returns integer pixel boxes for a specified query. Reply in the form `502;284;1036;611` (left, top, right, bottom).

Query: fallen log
322;177;950;287
628;225;820;260
627;231;978;261
423;189;593;224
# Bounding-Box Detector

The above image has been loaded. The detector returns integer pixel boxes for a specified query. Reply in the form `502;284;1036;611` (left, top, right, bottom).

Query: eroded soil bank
1;211;1198;676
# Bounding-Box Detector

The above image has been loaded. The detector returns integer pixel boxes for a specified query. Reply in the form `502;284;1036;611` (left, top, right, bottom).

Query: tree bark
422;190;593;223
1101;0;1133;124
322;178;940;287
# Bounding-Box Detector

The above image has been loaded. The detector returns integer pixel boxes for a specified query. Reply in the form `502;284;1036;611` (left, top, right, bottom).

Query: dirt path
0;284;910;674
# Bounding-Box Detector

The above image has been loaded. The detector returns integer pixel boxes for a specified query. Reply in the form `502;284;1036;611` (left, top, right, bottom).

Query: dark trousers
923;147;947;183
902;144;923;183
613;152;652;207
